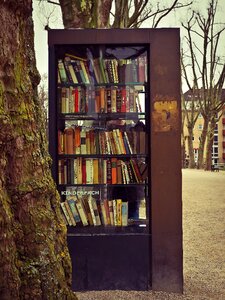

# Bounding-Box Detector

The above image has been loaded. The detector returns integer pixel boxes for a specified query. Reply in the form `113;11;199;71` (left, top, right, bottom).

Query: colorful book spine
108;200;114;225
75;197;88;226
60;202;72;226
121;202;128;226
116;199;122;226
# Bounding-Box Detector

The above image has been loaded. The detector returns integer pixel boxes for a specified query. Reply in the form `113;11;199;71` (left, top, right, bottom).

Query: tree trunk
0;2;77;299
187;127;196;168
197;118;208;169
205;119;216;171
59;0;112;28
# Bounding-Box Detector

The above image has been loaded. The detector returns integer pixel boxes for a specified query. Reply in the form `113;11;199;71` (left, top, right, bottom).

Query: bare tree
182;0;225;170
43;0;193;29
181;91;200;168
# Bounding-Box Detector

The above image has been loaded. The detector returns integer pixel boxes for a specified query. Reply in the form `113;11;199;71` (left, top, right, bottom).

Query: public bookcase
48;29;183;292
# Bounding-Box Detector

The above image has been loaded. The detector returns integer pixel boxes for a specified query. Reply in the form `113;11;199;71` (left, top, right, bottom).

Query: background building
183;89;225;167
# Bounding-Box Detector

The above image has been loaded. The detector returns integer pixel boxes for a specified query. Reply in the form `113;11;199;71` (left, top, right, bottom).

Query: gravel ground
76;169;225;300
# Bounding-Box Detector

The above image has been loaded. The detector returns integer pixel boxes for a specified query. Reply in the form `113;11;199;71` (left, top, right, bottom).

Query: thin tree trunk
205;119;216;170
197;118;208;169
0;2;77;299
187;127;196;168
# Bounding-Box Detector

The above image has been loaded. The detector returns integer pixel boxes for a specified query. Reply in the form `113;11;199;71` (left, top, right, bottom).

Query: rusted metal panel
150;29;183;293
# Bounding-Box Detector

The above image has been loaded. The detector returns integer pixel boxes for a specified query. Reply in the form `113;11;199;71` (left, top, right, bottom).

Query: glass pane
56;44;149;232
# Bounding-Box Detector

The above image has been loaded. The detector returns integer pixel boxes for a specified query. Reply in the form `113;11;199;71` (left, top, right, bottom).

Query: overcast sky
33;0;225;90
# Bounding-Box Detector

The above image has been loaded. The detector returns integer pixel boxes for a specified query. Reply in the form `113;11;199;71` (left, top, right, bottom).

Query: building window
214;147;218;154
192;136;194;140
214;124;218;133
198;124;203;130
199;113;203;118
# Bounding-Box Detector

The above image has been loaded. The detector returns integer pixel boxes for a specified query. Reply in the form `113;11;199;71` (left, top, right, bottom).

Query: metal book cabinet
48;28;183;292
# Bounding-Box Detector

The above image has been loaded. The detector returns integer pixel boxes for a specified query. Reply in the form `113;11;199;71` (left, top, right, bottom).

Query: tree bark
0;2;77;299
197;118;208;169
205;118;216;170
187;126;196;168
59;0;112;28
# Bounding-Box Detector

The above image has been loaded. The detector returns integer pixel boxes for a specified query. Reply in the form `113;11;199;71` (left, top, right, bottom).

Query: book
76;60;86;83
87;195;97;226
74;126;81;154
111;87;117;112
58;59;68;83
93;159;99;184
93;58;102;83
68;86;74;113
106;158;112;184
121;202;128;226
124;132;133;154
99;87;106;113
64;201;76;226
104;199;111;225
86;53;98;84
116;159;122;184
76;157;82;184
88;196;101;226
61;87;69;113
70;59;82;83
86;130;91;154
111;157;117;184
58;130;64;154
112;199;117;226
72;87;79;113
112;129;121;154
86;158;93;184
138;55;146;82
58;160;63;184
138;160;148;181
64;127;74;154
108;200;114;225
116;199;122;226
139;199;147;220
121;87;126;112
106;87;111;113
130;159;142;183
95;88;100;113
80;60;90;83
75;196;88;226
64;56;78;84
65;53;87;62
80;129;86;154
100;200;107;225
73;159;77;184
60;202;73;226
82;158;86;184
82;196;94;225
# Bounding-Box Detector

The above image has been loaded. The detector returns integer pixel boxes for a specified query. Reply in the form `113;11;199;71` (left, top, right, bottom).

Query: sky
33;0;225;91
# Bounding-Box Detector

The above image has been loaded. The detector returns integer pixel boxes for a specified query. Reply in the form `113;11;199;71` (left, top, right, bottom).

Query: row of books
59;85;143;114
60;196;129;227
58;158;147;185
58;53;147;85
58;127;146;155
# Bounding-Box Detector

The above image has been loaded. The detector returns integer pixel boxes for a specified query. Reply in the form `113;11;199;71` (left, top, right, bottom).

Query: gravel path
76;169;225;300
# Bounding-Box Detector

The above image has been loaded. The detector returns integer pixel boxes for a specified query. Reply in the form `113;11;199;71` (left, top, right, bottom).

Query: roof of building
183;89;225;101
